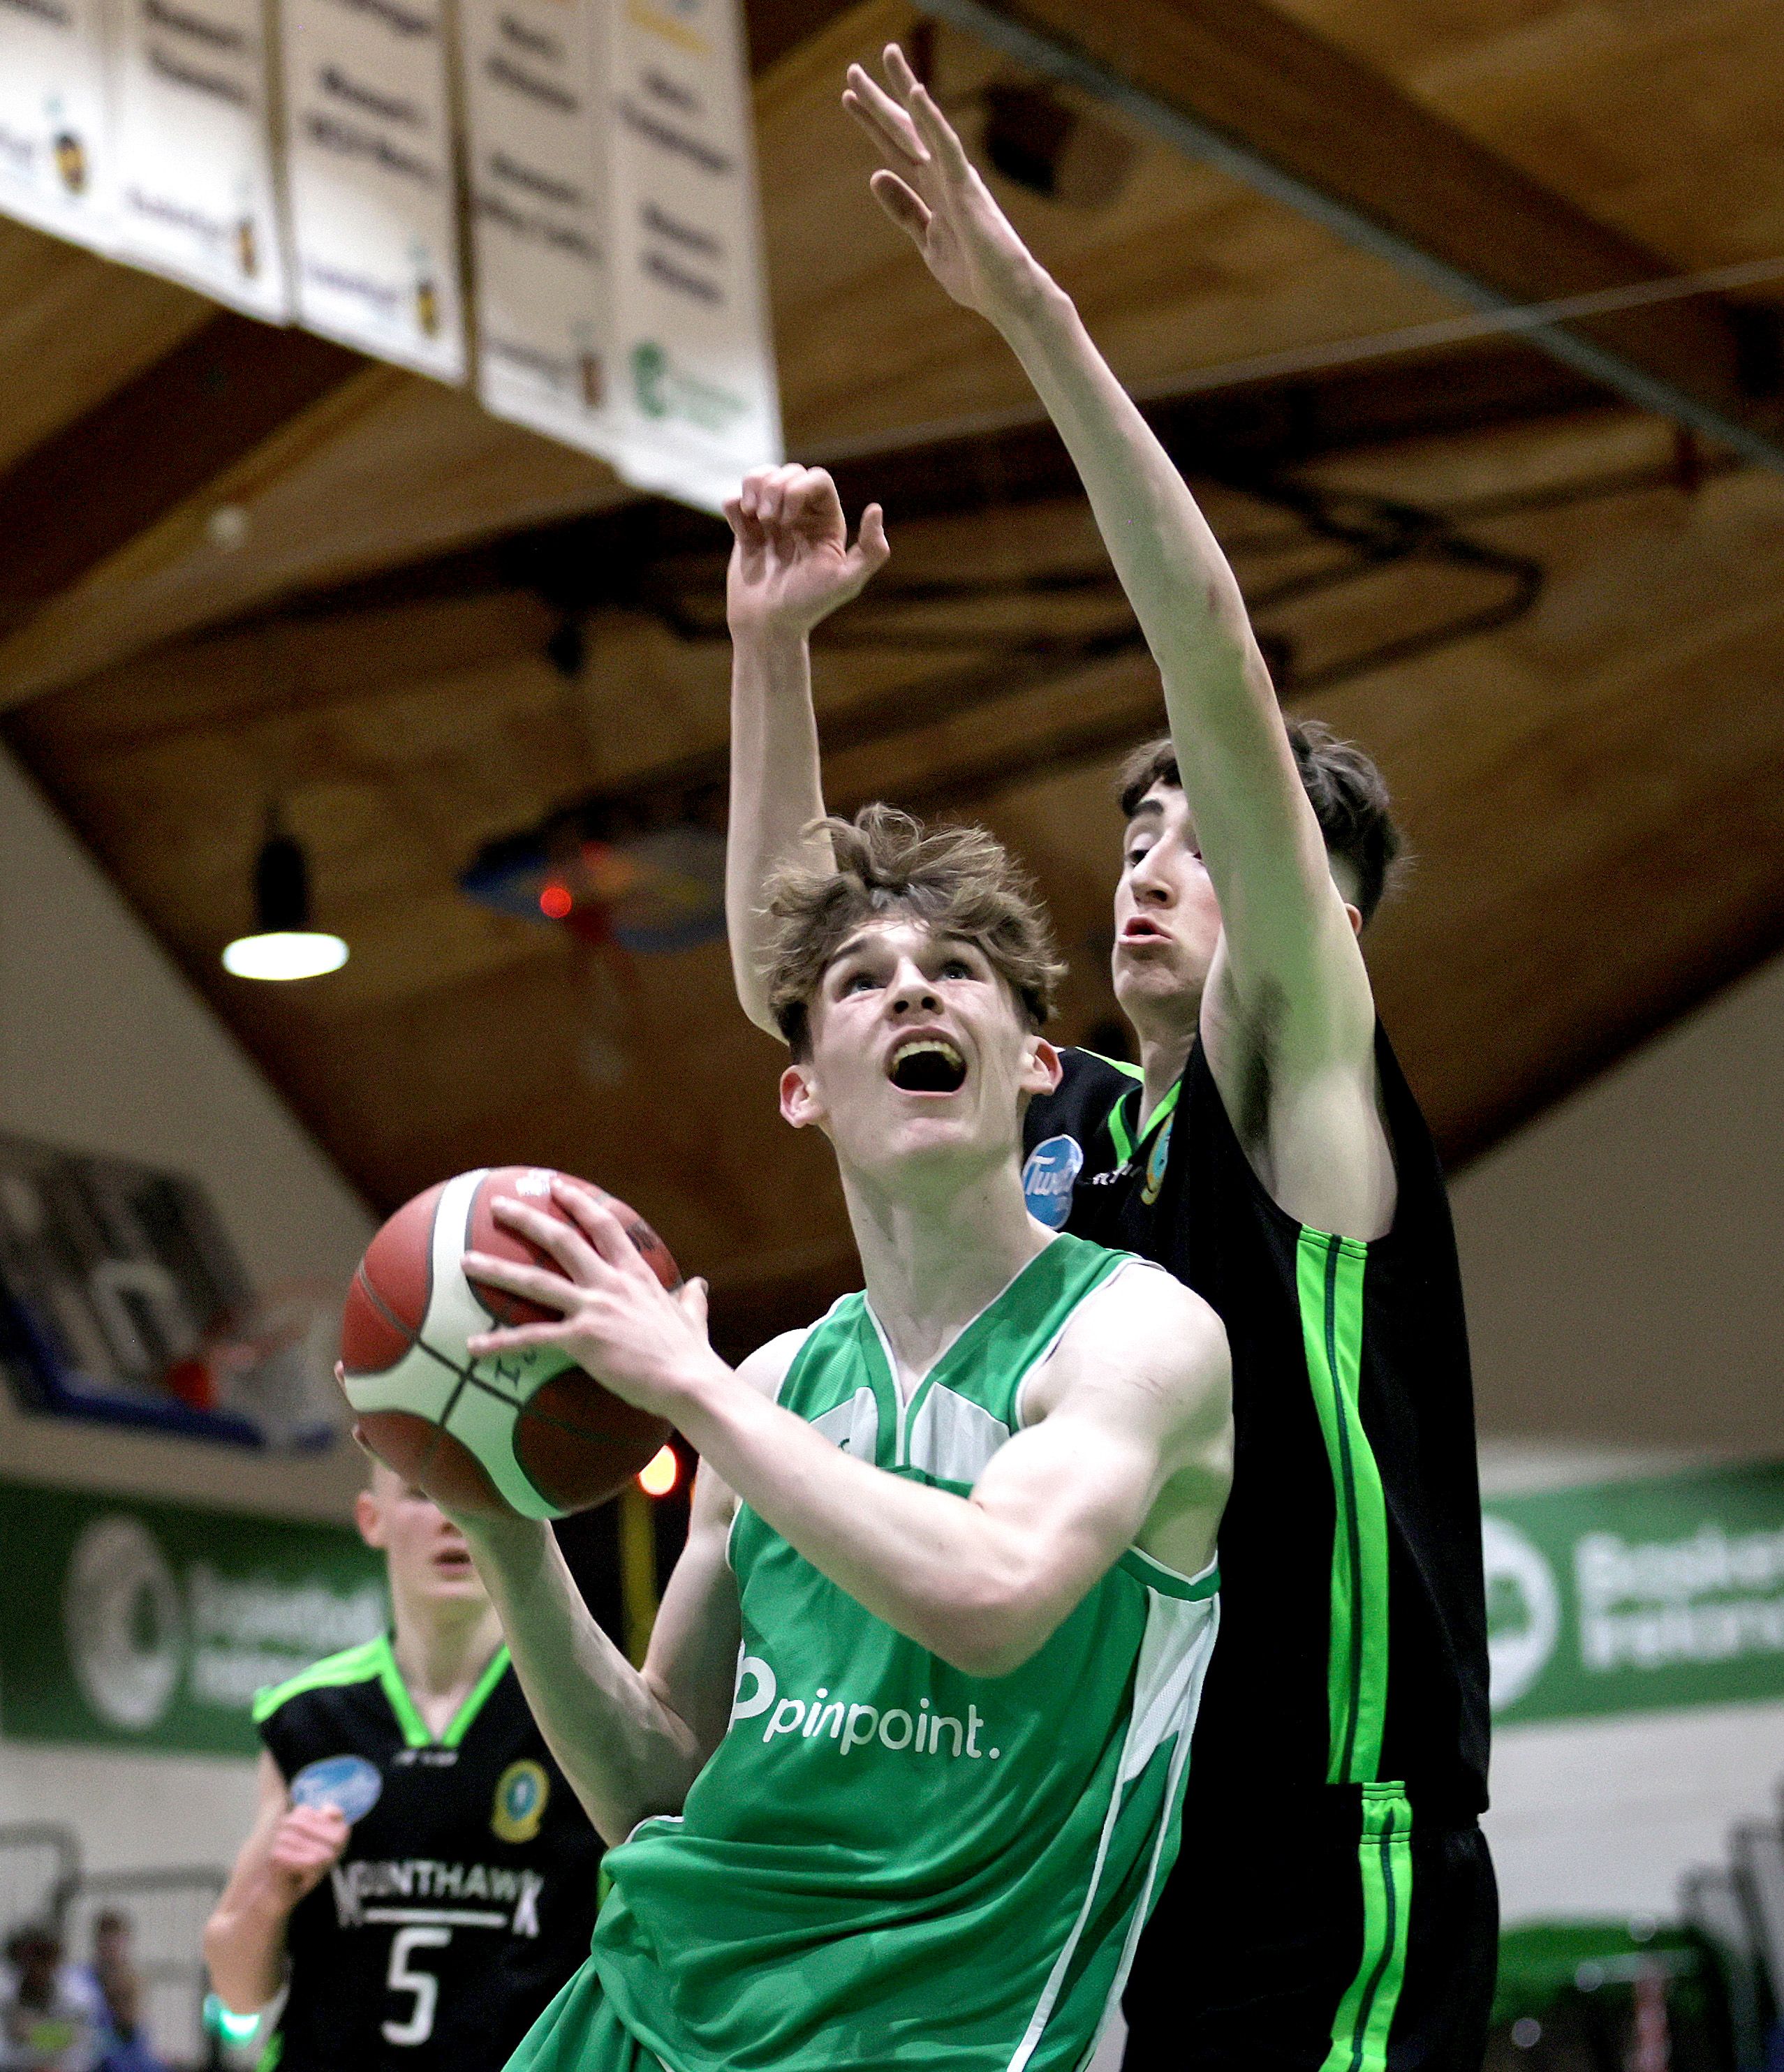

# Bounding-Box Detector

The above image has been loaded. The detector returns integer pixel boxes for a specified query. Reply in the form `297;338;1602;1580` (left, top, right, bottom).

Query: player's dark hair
1116;720;1403;924
763;805;1064;1058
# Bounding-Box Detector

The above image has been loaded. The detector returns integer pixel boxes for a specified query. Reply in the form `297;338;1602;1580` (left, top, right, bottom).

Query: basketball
338;1166;679;1519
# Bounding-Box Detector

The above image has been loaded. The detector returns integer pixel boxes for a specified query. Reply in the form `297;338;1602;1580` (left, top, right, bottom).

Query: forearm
459;1514;705;1842
673;1364;1086;1675
992;274;1306;857
725;624;832;1032
203;1886;289;2013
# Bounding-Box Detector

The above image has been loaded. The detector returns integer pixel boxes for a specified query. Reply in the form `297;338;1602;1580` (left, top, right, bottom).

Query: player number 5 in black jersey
253;1636;602;2072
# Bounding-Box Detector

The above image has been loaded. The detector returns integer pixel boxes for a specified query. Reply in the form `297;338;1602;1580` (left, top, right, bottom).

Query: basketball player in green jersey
204;1462;601;2070
436;807;1232;2072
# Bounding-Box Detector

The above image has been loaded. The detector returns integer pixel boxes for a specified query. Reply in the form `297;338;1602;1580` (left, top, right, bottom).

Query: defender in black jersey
205;1467;600;2071
723;45;1498;2072
1022;1036;1493;2066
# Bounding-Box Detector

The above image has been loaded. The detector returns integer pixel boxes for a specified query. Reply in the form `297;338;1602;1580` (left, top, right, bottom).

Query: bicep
966;1387;1175;1616
638;1333;798;1756
971;1275;1231;1601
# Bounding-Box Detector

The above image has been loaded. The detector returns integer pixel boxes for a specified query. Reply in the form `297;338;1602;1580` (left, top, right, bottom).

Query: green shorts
507;1959;665;2072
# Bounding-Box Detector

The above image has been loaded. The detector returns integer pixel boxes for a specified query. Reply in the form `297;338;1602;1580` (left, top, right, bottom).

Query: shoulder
731;1323;817;1403
1059;1258;1229;1413
252;1634;388;1726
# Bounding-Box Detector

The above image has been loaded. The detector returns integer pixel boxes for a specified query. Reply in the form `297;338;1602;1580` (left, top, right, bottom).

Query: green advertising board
0;1477;386;1756
1485;1463;1784;1727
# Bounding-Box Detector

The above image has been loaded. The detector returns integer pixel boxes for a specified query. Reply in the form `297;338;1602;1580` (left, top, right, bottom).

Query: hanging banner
0;1477;387;1756
106;0;290;318
279;0;466;380
460;0;616;455
0;0;116;253
1484;1462;1784;1729
602;0;781;511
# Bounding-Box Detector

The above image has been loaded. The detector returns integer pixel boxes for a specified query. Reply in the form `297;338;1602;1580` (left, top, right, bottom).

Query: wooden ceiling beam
0;316;363;636
920;0;1784;468
200;335;1607;635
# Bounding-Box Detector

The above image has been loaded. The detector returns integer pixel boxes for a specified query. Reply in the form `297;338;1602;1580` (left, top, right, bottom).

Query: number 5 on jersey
383;1926;451;2045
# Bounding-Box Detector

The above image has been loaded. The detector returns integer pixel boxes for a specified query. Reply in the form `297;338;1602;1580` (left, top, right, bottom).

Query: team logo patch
1142;1116;1174;1206
1022;1136;1083;1229
492;1759;549;1843
290;1754;383;1823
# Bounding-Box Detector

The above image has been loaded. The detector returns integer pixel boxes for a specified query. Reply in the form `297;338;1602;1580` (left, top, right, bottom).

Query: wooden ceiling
2;0;1783;1349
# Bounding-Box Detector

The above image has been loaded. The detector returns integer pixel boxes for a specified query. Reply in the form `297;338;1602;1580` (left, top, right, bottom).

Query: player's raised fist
724;462;888;639
266;1805;348;1908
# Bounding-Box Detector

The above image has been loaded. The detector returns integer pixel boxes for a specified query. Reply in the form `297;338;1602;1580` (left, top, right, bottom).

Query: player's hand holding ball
338;1167;689;1520
464;1181;719;1419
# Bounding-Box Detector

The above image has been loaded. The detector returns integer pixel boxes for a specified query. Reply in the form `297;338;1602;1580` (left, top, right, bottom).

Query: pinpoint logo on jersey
1022;1137;1083;1230
291;1754;384;1823
492;1759;550;1844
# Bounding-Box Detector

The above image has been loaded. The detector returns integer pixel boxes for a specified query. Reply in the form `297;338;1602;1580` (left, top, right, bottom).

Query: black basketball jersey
1022;1029;1489;1816
253;1636;601;2072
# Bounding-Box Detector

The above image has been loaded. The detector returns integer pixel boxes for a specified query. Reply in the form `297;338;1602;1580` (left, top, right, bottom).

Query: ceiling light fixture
222;817;348;981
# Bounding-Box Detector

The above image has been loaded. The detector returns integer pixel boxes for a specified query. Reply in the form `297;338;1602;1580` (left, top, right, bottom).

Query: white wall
0;747;378;1894
1487;1699;1784;1924
0;746;375;1520
1452;950;1784;1453
1459;936;1784;1927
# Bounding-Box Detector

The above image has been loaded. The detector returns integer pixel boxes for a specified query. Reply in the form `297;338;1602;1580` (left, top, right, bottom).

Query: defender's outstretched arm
846;50;1387;1229
724;465;887;1033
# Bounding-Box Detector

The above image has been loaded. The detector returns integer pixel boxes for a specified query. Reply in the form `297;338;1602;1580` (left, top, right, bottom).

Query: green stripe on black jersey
254;1633;513;1749
1295;1229;1389;1786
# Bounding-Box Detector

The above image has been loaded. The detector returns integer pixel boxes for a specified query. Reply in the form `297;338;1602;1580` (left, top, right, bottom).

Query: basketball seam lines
351;1225;650;1455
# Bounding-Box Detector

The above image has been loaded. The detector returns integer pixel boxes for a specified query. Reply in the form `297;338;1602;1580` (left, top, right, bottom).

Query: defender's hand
725;463;888;641
844;44;1049;325
463;1181;721;1421
266;1805;348;1909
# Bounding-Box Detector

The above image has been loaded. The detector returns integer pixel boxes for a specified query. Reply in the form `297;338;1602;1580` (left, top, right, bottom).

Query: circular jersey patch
492;1758;550;1843
1022;1135;1084;1230
290;1753;384;1823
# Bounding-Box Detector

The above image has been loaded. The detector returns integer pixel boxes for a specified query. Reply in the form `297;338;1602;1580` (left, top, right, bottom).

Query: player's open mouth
888;1037;967;1093
1120;919;1171;945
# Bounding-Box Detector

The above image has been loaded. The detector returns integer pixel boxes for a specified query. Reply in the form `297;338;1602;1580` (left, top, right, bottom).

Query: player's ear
779;1060;824;1132
1022;1037;1063;1099
1344;901;1364;939
354;1486;385;1551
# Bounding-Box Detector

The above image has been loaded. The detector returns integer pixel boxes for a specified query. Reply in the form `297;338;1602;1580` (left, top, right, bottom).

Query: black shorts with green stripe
1123;1784;1496;2071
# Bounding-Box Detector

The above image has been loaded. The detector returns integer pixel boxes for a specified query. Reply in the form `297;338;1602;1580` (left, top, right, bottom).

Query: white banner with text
279;0;466;380
460;0;620;454
0;0;117;253
602;0;781;510
108;0;290;318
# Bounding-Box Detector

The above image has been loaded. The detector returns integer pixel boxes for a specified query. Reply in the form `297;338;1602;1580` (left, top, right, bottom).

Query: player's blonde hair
762;805;1064;1058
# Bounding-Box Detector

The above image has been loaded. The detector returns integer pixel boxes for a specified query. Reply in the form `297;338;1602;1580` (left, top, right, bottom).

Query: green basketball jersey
589;1231;1220;2072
